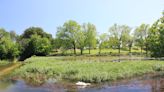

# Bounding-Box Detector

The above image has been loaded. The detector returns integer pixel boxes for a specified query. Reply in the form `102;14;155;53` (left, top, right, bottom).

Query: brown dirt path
0;63;21;79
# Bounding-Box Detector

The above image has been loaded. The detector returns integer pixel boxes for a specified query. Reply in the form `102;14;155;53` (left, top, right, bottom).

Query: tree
127;35;134;54
20;35;52;60
22;27;52;39
51;38;61;52
84;23;97;54
134;24;149;54
0;39;20;61
109;24;131;54
98;33;109;54
9;30;17;42
0;28;10;39
0;29;19;61
56;20;81;55
19;27;53;60
147;12;164;57
77;25;87;55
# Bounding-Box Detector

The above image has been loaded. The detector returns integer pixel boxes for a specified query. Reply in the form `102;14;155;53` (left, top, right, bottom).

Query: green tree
56;20;81;55
134;24;149;54
51;38;61;52
9;30;17;42
127;35;134;54
19;27;53;60
22;27;52;39
0;29;19;61
84;23;97;54
98;33;109;54
147;12;164;57
109;24;131;54
77;26;87;55
20;35;52;60
0;28;10;39
108;36;118;49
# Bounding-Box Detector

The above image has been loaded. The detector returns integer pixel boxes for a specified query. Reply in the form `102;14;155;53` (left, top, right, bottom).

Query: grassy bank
0;61;22;79
12;56;164;84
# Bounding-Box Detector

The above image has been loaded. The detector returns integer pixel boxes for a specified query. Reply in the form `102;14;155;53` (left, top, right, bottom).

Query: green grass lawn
12;56;164;84
52;48;145;56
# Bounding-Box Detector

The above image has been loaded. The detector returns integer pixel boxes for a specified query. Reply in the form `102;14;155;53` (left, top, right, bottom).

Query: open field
12;56;164;84
51;48;146;56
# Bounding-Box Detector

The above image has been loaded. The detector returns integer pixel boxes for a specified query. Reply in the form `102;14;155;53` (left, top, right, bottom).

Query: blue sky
0;0;163;36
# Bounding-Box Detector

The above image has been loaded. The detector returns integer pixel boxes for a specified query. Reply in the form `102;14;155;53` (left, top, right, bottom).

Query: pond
0;73;163;92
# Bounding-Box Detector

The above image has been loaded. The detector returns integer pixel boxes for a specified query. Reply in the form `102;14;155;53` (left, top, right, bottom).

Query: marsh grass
12;56;164;84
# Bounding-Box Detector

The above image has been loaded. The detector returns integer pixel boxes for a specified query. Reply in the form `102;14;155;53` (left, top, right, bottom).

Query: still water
0;74;163;92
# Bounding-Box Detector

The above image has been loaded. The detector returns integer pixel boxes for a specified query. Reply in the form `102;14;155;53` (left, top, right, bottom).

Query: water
0;74;164;92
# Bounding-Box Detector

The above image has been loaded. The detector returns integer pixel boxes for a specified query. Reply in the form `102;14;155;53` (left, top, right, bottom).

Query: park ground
0;49;163;85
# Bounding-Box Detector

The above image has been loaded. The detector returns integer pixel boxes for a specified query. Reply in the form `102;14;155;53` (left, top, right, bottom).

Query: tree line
0;12;164;61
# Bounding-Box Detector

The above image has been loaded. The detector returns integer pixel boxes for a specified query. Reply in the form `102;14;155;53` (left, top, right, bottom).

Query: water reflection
0;80;49;92
0;74;163;92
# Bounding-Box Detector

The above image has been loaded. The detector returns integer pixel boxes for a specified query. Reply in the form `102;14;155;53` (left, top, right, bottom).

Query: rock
46;78;57;83
76;81;91;86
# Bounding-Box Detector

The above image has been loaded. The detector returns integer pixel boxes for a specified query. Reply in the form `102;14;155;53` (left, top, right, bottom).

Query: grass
51;48;145;56
12;56;164;84
0;60;9;66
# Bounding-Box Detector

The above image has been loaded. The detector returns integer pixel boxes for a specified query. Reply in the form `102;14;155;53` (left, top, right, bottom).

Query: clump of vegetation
12;57;164;84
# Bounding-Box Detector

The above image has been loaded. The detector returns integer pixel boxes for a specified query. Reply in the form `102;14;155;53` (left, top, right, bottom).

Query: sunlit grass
0;60;9;65
52;48;145;56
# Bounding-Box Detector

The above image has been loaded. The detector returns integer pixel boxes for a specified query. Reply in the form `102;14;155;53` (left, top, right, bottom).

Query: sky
0;0;164;37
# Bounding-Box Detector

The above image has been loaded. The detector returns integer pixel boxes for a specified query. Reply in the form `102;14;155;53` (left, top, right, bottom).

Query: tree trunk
99;46;101;55
89;45;91;54
118;45;121;54
74;47;76;55
80;48;83;55
141;46;142;55
129;46;131;53
73;42;76;55
145;44;148;56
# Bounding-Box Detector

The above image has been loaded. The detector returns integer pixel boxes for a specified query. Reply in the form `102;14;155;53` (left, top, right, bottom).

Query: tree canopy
147;12;164;57
56;20;81;55
0;29;19;61
19;27;52;61
109;24;131;54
